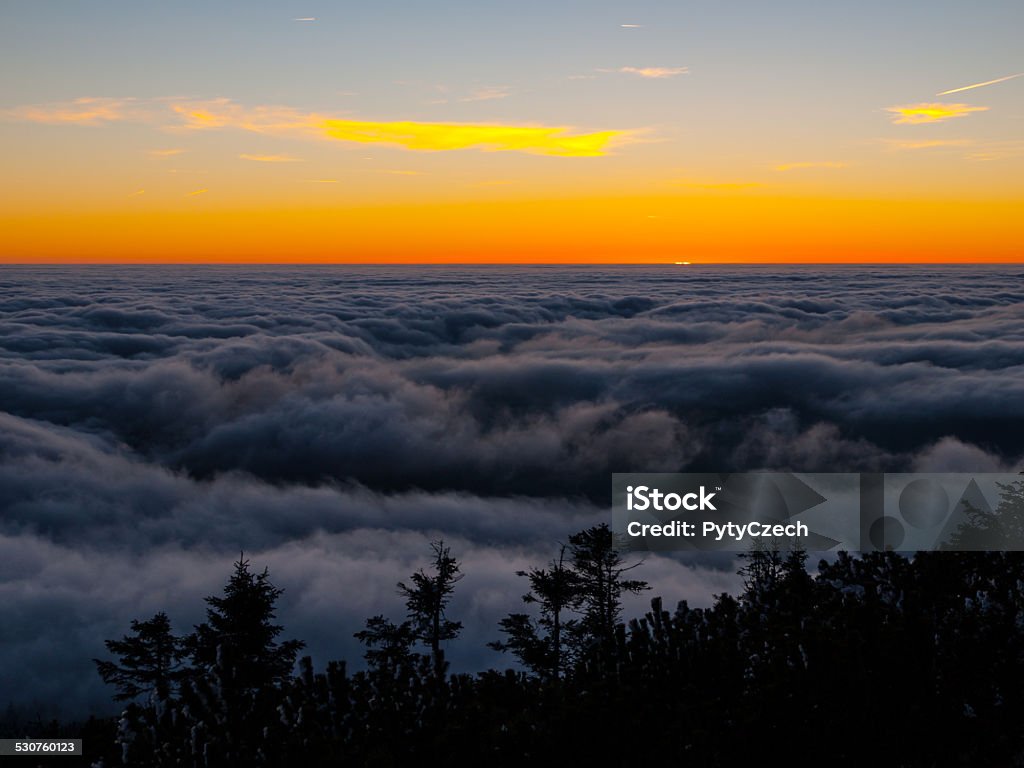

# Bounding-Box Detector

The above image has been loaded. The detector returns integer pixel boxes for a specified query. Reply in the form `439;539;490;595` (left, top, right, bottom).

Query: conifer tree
568;523;648;646
398;539;463;674
354;615;417;673
490;545;580;679
94;612;185;701
188;554;304;692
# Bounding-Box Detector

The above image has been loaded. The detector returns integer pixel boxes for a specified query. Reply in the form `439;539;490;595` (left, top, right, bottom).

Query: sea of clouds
1;264;1022;716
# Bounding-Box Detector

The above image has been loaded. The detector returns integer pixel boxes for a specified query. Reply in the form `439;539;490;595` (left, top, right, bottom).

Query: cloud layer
1;265;1022;716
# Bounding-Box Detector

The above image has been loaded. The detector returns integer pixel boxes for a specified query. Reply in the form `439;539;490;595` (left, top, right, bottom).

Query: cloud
318;119;629;156
173;99;632;156
148;148;186;157
239;153;302;162
937;72;1024;96
965;140;1024;161
5;96;636;158
620;24;644;28
172;99;323;134
2;265;1023;716
293;17;317;22
886;102;989;124
4;97;140;125
618;66;689;79
185;188;208;196
774;161;848;171
883;139;973;150
460;87;511;102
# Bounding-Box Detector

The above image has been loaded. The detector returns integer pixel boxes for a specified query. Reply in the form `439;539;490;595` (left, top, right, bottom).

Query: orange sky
4;195;1020;263
2;5;1022;263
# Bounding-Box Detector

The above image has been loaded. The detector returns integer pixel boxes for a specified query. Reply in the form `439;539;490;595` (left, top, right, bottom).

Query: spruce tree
188;554;304;692
398;539;463;675
354;615;417;673
490;545;580;679
568;523;648;646
94;611;185;701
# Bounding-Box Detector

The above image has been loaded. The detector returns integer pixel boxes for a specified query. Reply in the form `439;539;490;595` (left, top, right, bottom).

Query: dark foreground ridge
7;518;1024;766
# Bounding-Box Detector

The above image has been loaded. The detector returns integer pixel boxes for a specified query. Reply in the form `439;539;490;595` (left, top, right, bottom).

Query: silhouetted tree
568;523;648;647
398;539;463;674
948;479;1024;550
490;545;580;679
354;615;417;673
738;540;784;597
188;554;304;692
94;612;185;701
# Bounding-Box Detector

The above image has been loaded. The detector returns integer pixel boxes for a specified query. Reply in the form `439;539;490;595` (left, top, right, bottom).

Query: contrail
937;72;1023;96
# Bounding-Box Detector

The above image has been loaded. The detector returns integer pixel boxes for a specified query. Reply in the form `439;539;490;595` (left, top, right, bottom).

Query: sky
1;0;1022;262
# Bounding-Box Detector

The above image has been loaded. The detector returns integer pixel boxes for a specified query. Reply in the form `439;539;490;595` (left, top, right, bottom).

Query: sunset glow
1;2;1021;263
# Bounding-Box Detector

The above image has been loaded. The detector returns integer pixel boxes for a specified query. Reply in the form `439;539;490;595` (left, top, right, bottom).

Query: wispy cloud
304;179;340;183
239;153;302;162
774;161;848;172
377;169;423;176
148;148;186;157
886;102;989;124
460;87;511;102
293;17;317;22
966;140;1024;161
883;139;973;150
937;73;1024;96
620;24;644;28
4;97;140;125
186;188;208;196
172;99;322;134
618;66;689;79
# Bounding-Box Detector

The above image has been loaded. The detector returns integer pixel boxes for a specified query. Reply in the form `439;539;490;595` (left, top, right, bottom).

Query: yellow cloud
886;103;989;124
186;189;208;197
774;161;847;171
318;119;629;156
5;97;138;125
149;148;186;157
239;153;302;162
619;66;689;79
6;96;633;158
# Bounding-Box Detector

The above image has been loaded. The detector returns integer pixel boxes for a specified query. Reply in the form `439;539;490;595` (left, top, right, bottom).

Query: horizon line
1;260;1022;267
